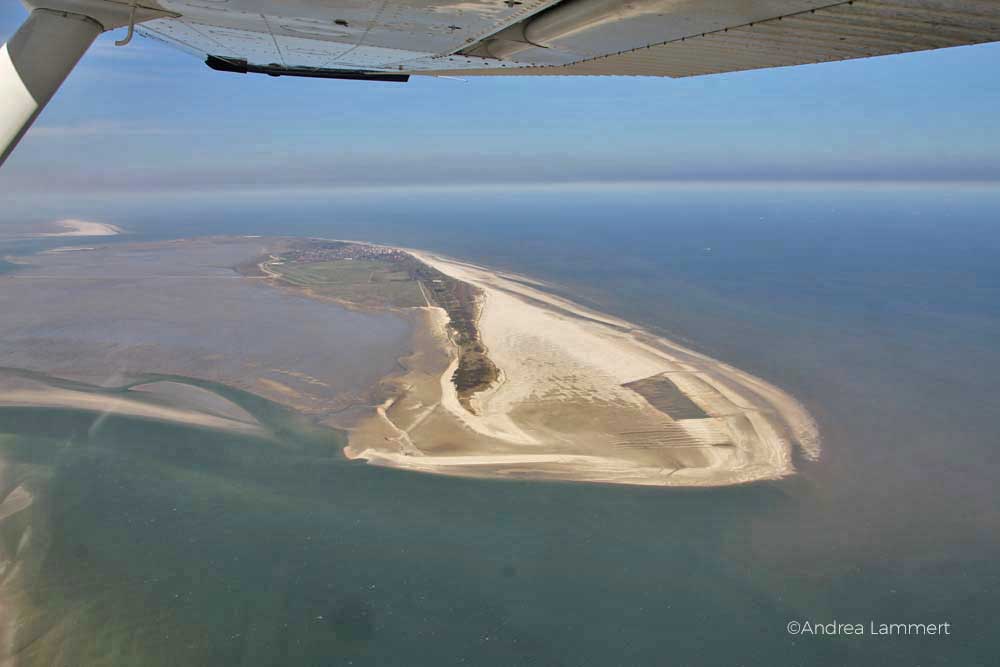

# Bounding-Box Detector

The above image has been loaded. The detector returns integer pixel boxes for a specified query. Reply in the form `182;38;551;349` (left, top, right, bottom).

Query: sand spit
37;219;122;237
348;250;820;487
0;378;265;437
129;381;260;425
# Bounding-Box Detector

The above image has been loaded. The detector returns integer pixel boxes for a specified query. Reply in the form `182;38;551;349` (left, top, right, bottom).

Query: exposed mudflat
0;237;410;420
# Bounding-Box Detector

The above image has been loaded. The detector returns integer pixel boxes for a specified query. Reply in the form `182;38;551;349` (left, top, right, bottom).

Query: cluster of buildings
282;242;410;264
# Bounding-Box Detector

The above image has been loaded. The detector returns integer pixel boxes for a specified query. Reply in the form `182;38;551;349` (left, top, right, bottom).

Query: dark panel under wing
205;56;409;82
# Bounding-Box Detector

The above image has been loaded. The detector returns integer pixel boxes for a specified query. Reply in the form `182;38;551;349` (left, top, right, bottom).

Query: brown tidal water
0;238;411;411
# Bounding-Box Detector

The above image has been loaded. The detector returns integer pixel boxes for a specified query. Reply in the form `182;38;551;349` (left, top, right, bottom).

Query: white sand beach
348;249;820;487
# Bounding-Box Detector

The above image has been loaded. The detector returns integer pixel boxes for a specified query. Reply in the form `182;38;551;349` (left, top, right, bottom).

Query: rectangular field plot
278;259;427;308
624;373;709;420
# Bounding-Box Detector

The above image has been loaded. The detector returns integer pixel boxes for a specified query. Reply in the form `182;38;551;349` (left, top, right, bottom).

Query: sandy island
343;247;820;487
0;236;820;488
36;219;123;237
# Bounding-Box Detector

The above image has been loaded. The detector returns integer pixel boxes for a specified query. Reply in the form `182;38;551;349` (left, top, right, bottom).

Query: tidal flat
0;237;422;663
0;237;411;418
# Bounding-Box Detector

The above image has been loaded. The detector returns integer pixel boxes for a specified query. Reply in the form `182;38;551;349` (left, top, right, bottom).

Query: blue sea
1;182;998;665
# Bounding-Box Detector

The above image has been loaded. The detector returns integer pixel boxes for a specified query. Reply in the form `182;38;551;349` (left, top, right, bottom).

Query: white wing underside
139;0;563;74
89;0;1000;78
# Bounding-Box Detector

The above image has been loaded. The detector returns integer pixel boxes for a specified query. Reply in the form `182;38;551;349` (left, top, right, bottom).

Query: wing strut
0;9;101;167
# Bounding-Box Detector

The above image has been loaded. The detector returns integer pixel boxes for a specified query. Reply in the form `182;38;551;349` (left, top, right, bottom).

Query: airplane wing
2;0;999;166
138;0;1000;78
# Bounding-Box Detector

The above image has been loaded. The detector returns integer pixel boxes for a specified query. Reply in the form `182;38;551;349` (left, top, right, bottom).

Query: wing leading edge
425;0;1000;77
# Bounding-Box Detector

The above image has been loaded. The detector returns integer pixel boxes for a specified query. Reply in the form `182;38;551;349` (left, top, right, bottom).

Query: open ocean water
1;183;998;665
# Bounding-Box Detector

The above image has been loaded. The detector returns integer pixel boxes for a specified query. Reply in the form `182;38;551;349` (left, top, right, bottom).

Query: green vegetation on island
256;241;498;411
277;258;426;309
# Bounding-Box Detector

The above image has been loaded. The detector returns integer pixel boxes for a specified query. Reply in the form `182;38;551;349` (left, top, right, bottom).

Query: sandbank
0;378;265;437
37;219;123;237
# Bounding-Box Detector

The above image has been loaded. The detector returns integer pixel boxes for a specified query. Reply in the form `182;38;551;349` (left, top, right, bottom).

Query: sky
2;2;1000;194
